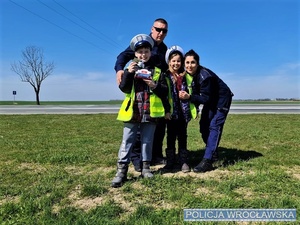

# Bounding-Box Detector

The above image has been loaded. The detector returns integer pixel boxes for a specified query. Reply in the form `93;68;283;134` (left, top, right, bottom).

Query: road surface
0;104;299;115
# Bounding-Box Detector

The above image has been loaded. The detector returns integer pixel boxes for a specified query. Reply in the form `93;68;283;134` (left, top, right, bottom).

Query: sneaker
181;163;190;173
193;159;213;173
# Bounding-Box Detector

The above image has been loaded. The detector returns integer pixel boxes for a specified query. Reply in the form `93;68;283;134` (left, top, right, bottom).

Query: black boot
179;149;190;173
163;148;176;171
111;163;128;188
132;159;142;172
141;161;153;178
193;158;213;173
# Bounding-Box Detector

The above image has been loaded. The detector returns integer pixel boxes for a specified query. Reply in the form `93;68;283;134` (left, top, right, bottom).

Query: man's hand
116;70;124;85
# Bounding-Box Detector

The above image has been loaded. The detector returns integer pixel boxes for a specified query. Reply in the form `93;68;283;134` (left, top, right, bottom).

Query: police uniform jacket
190;66;233;111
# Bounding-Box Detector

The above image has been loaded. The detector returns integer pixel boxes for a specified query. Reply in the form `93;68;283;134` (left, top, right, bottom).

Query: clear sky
1;0;299;101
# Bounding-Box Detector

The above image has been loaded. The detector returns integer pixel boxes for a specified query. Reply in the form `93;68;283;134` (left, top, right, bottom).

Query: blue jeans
118;122;156;163
130;118;166;165
200;107;229;160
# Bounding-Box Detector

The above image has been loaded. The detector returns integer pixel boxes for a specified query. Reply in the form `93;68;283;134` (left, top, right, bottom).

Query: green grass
0;114;299;224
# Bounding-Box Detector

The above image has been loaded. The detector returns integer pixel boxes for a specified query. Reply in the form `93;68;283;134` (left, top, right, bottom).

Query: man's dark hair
154;18;168;26
185;49;200;65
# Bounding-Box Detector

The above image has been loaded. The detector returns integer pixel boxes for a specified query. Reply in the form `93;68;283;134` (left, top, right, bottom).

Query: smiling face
184;55;198;75
134;47;151;62
151;21;168;44
169;53;183;73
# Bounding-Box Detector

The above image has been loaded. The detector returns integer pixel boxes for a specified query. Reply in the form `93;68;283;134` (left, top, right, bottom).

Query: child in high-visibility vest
111;34;170;188
163;46;197;173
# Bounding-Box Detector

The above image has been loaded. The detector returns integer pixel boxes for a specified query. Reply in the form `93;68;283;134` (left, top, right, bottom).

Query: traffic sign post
13;91;17;103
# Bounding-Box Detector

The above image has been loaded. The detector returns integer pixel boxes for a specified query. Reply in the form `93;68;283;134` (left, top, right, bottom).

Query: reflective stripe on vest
185;73;197;119
117;67;164;121
165;77;173;114
116;89;135;121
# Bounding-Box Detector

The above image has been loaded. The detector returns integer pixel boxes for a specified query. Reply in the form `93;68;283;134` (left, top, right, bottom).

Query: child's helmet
165;45;184;64
130;34;154;51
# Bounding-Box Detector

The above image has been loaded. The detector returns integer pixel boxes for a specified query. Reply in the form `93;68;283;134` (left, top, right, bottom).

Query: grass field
0;114;299;224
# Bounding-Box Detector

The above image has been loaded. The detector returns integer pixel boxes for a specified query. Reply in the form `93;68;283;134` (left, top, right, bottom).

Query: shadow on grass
155;148;263;175
189;147;263;168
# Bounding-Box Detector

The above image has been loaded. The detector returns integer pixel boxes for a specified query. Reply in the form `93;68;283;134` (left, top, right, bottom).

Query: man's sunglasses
153;26;168;34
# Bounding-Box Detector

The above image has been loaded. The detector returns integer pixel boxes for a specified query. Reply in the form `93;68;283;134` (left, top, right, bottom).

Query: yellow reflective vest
117;67;165;122
166;73;197;119
185;73;198;119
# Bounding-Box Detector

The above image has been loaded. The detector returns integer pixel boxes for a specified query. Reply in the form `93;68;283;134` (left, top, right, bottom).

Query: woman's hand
179;90;190;100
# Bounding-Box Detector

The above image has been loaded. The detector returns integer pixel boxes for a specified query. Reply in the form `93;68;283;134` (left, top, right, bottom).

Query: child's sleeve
119;69;135;94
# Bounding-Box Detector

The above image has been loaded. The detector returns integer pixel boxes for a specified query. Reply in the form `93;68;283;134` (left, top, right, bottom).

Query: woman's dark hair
184;49;200;65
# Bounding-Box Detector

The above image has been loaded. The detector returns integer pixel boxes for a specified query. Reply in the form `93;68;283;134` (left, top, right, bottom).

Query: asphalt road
0;104;299;114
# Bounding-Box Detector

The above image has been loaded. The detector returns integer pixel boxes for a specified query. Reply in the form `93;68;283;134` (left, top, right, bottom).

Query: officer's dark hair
185;49;200;65
154;18;168;26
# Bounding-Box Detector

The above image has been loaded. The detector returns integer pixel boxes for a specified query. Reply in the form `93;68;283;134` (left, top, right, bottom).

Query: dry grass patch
52;184;105;213
68;185;105;212
161;168;233;180
64;166;86;175
285;165;300;180
18;162;47;174
0;195;20;206
234;187;256;200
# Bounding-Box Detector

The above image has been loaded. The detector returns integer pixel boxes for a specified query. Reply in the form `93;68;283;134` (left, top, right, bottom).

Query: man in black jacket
179;49;233;172
114;18;169;171
115;18;168;84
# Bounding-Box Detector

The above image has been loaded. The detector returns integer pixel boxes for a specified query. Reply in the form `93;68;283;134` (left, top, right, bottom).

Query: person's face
185;56;198;75
169;54;182;72
135;47;151;62
151;21;168;44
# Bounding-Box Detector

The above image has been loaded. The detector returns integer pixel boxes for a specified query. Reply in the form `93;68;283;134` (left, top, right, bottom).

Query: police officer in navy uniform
114;18;169;171
179;49;234;172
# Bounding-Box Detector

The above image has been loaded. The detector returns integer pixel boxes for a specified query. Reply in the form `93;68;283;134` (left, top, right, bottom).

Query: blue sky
1;0;299;101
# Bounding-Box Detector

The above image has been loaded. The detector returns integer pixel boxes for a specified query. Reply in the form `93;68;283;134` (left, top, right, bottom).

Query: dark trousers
130;118;166;165
152;118;166;159
200;107;229;160
166;118;188;150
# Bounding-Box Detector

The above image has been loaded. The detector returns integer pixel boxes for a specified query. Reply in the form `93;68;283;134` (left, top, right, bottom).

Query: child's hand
128;61;138;73
179;90;190;100
165;112;171;120
143;79;156;89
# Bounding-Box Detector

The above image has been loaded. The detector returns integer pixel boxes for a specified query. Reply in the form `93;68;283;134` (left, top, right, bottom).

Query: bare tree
11;46;55;105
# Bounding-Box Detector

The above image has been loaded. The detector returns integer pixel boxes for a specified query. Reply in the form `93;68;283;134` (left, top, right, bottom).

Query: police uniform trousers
199;107;230;160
